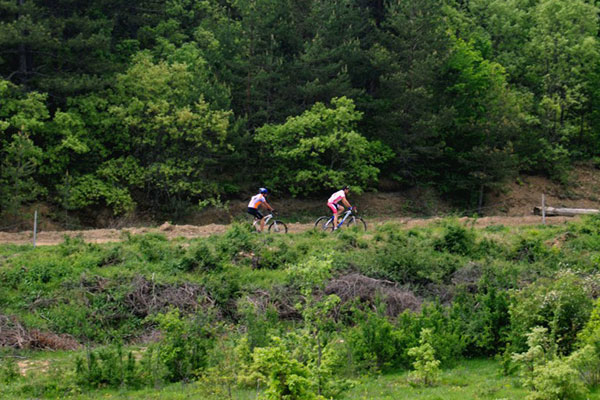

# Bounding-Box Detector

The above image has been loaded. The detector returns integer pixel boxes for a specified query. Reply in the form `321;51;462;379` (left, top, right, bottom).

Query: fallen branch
533;207;600;217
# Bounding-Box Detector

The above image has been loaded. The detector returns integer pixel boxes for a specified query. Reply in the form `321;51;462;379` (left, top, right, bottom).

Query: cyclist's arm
342;198;352;209
263;200;274;211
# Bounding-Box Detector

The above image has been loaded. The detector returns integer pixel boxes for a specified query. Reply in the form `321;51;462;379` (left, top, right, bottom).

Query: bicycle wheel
314;216;334;232
268;220;288;234
346;216;367;231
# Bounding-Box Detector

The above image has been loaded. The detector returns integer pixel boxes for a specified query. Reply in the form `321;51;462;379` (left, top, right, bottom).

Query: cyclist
327;185;355;230
247;187;274;232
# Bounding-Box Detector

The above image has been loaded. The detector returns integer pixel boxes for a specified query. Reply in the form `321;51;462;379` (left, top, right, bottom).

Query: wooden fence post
33;209;38;248
541;194;546;225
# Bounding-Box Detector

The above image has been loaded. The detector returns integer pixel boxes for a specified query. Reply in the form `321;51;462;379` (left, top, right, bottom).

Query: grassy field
2;355;531;400
6;352;600;400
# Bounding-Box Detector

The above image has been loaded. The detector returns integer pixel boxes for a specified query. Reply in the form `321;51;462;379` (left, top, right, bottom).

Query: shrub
346;306;410;372
527;359;586;400
177;241;220;272
451;285;511;356
434;220;476;256
287;255;334;291
569;298;600;386
248;336;322;400
407;328;441;387
75;344;141;389
149;309;214;382
508;271;593;354
216;222;257;260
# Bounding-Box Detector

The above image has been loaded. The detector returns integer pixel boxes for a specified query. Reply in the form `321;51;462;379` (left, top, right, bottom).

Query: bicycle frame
328;209;353;228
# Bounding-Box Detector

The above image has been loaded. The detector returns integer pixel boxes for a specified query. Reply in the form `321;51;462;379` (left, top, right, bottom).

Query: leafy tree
0;79;48;218
0;131;44;217
62;52;232;215
439;37;523;208
254;96;392;195
525;0;600;151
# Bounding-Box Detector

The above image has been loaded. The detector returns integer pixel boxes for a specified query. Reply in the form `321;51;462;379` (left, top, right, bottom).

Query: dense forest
1;0;600;222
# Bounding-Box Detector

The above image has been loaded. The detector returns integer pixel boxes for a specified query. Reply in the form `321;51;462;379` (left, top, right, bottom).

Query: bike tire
268;220;288;234
347;216;367;231
314;216;334;232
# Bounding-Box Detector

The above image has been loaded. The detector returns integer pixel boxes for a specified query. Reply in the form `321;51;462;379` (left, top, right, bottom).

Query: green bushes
508;271;593;354
75;345;141;389
4;216;600;397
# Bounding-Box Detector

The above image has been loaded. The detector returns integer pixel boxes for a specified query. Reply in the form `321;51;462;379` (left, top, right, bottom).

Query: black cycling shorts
247;207;263;219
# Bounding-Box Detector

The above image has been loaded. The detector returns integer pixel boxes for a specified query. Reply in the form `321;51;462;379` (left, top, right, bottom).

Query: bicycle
314;208;367;232
253;211;288;234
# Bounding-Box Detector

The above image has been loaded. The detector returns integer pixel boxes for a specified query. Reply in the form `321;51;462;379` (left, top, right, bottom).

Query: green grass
342;359;527;400
6;356;583;400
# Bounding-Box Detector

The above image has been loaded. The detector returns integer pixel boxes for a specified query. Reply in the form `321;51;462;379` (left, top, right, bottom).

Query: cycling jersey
327;190;346;205
248;193;265;209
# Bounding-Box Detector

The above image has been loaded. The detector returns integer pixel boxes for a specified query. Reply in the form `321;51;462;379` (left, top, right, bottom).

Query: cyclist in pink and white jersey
247;188;274;232
327;186;355;230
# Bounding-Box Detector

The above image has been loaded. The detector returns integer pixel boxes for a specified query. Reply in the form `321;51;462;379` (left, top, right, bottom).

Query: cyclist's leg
328;203;339;228
247;207;263;231
259;211;267;232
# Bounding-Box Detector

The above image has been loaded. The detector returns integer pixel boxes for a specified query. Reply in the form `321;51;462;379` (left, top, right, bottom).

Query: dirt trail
0;215;578;246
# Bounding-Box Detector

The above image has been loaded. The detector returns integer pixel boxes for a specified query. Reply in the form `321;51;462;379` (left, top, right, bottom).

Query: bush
250;336;321;400
434;220;476;256
149;309;214;382
451;285;511;356
346;307;407;372
407;328;441;387
75;344;142;389
508;271;593;354
178;240;220;272
528;359;586;400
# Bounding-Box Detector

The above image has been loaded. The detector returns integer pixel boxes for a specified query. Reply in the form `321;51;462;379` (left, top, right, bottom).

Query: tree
439;38;523;208
525;0;600;153
254;96;392;195
0;79;48;219
61;52;232;215
369;0;451;185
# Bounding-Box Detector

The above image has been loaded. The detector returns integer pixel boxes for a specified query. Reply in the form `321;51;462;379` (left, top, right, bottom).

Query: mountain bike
314;208;367;232
253;211;288;234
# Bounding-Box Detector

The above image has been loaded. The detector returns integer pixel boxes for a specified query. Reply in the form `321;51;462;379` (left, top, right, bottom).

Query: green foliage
508;271;593;354
513;326;587;400
451;284;511;356
569;298;600;386
0;356;20;384
434;220;476;255
248;336;322;400
527;359;587;400
347;307;411;372
75;344;142;389
149;309;214;382
177;240;220;272
255;97;393;195
287;255;334;291
407;328;441;387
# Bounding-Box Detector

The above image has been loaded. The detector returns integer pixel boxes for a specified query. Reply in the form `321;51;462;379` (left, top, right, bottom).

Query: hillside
2;165;600;246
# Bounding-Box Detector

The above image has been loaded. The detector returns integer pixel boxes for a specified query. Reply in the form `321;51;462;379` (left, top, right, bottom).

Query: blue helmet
259;187;268;194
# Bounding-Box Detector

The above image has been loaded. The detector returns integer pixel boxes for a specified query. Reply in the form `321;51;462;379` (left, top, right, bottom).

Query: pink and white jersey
327;190;346;205
248;194;265;208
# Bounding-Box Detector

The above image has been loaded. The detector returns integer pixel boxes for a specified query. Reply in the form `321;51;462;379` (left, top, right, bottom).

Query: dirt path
0;215;578;246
